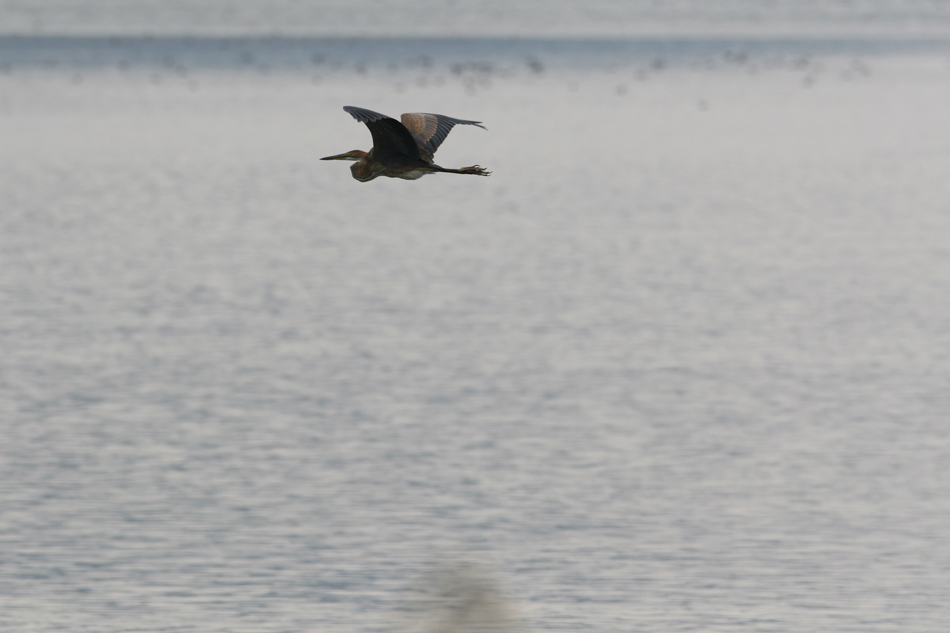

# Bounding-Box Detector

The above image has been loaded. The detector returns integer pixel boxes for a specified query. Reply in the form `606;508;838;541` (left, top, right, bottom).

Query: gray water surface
2;34;950;633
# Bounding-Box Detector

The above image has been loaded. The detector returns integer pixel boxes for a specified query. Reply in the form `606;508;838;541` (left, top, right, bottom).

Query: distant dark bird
322;106;490;182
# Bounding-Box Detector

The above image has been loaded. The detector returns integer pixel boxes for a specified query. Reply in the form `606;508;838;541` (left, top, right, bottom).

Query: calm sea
2;3;950;632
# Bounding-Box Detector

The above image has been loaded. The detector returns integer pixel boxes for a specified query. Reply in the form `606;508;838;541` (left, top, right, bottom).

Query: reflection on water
397;558;522;633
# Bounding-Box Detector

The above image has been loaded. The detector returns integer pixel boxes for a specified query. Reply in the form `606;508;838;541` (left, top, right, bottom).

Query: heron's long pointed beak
321;153;350;161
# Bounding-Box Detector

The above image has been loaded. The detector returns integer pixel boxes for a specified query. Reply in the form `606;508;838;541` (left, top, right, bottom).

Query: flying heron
322;106;490;182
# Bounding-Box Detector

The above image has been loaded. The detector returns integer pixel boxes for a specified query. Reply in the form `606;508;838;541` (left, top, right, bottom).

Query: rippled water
2;31;950;633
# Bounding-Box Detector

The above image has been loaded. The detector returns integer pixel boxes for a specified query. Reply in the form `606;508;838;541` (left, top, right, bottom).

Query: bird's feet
461;165;491;176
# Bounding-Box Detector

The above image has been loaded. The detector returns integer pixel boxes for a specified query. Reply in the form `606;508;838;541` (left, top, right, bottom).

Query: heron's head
321;150;367;162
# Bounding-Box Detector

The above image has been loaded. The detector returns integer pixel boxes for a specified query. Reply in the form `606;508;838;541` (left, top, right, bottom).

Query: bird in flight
322;106;490;182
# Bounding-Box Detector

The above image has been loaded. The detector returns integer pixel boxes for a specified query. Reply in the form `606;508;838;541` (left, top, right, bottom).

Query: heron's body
322;106;490;182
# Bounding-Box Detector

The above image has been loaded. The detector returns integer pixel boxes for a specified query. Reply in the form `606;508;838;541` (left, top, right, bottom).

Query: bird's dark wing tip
442;115;487;131
343;106;392;123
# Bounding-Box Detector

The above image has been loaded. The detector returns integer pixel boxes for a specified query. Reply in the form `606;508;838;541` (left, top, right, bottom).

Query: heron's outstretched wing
401;112;486;162
343;106;421;162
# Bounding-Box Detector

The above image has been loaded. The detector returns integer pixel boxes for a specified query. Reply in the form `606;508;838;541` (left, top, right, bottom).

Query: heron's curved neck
351;157;383;182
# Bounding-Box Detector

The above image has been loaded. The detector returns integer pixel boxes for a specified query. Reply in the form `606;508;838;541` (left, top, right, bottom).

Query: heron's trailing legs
441;165;491;176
